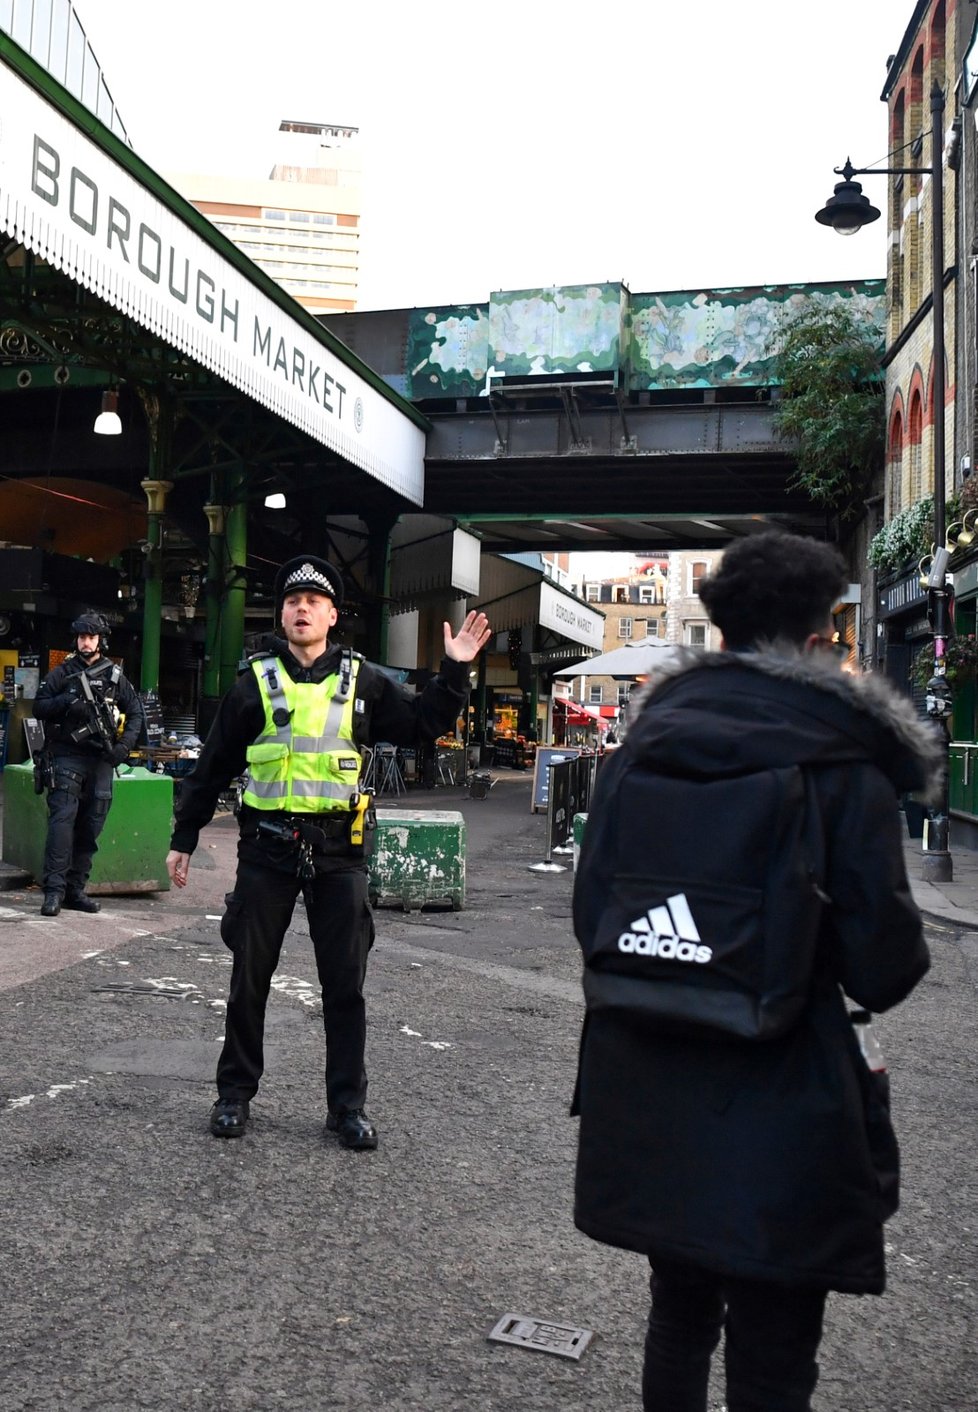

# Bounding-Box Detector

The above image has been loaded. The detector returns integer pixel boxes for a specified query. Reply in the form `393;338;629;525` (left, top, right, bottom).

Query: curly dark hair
697;530;847;650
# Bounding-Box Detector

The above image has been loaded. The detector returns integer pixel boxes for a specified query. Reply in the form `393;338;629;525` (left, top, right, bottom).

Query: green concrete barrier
368;808;465;911
2;762;173;893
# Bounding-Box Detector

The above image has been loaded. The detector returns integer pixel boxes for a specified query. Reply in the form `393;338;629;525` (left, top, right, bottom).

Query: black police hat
71;612;110;637
274;556;344;608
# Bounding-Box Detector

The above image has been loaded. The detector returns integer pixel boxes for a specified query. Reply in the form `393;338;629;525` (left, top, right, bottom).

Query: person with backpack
572;530;939;1412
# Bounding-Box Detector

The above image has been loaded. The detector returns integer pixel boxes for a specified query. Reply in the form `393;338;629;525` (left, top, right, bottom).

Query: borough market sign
0;56;424;504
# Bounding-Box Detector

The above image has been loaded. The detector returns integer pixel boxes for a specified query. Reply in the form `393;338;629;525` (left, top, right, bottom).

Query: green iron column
363;512;398;664
201;498;225;722
474;646;488;741
527;625;540;740
139;478;173;694
219;465;248;695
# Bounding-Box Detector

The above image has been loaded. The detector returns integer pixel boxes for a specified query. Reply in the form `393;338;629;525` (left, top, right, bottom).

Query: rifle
72;669;119;756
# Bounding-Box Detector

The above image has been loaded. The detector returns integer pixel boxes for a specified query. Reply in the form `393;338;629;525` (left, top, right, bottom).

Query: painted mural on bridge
403;279;884;400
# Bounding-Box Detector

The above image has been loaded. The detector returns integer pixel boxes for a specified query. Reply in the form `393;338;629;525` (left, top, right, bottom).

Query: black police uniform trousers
643;1259;827;1412
43;753;115;897
217;847;375;1115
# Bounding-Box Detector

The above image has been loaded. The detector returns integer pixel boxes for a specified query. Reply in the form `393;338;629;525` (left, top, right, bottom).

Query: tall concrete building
171;119;361;313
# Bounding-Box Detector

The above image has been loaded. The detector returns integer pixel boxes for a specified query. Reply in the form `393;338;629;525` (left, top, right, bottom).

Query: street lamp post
815;80;953;882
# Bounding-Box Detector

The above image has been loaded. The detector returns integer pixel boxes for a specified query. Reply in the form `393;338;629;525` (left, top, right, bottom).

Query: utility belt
240;800;375;877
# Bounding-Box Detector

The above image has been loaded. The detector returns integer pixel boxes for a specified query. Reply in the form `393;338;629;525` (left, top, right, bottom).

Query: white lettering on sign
0;63;423;502
538;581;604;647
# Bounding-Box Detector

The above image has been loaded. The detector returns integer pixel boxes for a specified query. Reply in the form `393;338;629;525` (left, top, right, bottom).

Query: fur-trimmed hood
623;646;943;805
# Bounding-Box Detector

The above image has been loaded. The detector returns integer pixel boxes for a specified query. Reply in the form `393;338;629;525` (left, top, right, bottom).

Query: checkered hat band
283;563;336;597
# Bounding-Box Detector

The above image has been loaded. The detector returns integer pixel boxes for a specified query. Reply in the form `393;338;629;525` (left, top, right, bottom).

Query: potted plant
911;634;978;691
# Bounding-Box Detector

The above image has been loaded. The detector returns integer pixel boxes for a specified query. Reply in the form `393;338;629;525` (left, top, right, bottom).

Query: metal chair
436;749;458;787
374;743;405;796
359;745;376;793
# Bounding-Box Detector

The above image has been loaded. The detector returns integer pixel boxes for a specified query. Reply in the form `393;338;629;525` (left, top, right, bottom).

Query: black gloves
107;742;129;765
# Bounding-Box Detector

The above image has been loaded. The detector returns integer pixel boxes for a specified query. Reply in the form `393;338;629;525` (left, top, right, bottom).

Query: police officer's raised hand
443;611;492;663
166;850;191;888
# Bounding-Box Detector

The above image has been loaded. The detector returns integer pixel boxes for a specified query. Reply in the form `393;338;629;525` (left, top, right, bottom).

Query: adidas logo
617;893;712;964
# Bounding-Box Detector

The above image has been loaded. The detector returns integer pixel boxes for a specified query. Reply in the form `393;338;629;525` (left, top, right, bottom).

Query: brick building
575;558;669;715
879;1;964;685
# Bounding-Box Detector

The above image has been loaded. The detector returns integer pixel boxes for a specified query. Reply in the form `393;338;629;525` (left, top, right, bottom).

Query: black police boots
210;1098;250;1138
326;1109;378;1150
63;892;101;913
40;891;62;917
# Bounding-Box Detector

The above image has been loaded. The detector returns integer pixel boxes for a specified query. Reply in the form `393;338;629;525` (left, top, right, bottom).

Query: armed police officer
165;556;491;1149
33;612;144;917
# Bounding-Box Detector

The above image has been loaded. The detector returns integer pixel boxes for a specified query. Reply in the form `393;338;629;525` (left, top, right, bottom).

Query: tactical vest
241;652;363;814
46;658;123;746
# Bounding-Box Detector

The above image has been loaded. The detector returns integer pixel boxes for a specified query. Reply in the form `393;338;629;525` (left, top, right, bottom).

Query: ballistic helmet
273;556;344;609
71;612;109;638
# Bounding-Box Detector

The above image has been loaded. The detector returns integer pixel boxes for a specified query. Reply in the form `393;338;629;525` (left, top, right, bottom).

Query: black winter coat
34;652;144;761
572;649;939;1294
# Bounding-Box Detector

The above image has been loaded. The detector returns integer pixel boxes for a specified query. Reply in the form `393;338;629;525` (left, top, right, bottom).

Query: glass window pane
48;0;70;82
81;40;98;110
30;0;51;66
11;0;33;48
96;74;113;125
0;0;13;35
65;9;84;97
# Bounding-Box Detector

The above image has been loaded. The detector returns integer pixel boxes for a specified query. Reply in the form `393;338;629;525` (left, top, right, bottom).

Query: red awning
555;699;605;727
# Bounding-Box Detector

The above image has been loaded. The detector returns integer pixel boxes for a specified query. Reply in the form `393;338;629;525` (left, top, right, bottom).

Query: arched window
890;92;905;326
888;408;904;516
908;47;925;308
930;1;946;88
908;391;923;504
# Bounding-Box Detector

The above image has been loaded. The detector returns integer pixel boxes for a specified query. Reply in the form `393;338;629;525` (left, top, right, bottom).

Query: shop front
468;560;605;763
552;696;606;749
878;567;931;706
947;556;978;848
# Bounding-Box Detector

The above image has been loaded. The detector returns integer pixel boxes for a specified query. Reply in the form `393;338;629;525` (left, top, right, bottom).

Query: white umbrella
553;639;678;679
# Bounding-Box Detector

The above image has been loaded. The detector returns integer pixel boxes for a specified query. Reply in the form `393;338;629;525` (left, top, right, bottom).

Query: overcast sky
76;0;903;312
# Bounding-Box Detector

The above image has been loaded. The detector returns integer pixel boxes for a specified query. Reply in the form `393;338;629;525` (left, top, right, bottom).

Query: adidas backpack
575;749;827;1042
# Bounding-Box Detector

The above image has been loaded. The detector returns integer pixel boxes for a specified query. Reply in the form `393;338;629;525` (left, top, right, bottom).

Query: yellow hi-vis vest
241;651;362;814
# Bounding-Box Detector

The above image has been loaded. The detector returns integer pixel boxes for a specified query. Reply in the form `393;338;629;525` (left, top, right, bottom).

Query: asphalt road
1;773;976;1411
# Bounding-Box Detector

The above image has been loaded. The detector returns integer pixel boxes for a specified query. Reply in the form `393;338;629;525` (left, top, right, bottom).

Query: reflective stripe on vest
241;651;362;812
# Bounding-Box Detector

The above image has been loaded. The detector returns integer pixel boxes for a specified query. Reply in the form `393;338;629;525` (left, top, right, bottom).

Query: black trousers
643;1260;827;1412
216;855;375;1114
42;754;114;896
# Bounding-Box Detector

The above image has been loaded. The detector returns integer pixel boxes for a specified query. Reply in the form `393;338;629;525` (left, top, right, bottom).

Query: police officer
33;612;145;917
165;557;491;1148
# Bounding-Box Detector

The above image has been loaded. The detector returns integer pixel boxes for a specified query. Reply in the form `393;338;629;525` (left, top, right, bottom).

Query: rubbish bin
573;812;589;871
903;795;925;840
1;762;173;892
367;808;465;911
